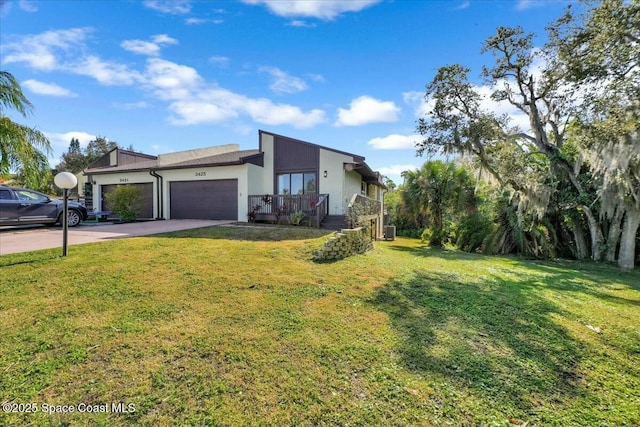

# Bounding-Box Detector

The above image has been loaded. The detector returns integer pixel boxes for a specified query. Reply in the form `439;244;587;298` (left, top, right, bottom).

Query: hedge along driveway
0;220;232;255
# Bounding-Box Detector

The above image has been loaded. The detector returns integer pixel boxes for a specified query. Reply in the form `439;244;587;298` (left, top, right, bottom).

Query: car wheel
67;209;82;227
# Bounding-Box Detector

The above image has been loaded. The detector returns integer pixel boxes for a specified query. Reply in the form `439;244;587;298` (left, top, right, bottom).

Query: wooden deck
247;194;329;227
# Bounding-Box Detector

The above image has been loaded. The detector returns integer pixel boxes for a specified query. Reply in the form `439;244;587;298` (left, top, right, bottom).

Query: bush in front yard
105;185;143;222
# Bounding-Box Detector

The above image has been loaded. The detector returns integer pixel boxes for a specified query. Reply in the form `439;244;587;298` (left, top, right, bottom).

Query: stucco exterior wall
344;170;362;211
256;133;275;194
319;149;357;215
109;150;117;166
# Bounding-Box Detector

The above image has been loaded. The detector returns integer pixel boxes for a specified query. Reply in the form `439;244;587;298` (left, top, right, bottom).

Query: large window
277;172;317;194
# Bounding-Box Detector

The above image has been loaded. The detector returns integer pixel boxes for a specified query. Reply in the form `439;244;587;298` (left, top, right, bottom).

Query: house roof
258;129;386;188
259;130;366;163
84;131;386;188
85;148;260;174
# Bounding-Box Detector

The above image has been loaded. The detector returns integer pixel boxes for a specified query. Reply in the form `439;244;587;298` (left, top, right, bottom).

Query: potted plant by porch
105;185;143;223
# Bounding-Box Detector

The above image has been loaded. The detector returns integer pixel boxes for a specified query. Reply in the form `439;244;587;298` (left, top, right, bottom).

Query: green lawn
1;226;638;426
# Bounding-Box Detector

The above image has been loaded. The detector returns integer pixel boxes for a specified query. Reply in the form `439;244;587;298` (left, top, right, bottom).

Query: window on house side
278;173;317;195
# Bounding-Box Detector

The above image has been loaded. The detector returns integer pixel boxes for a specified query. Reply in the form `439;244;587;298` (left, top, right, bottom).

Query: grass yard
0;225;639;426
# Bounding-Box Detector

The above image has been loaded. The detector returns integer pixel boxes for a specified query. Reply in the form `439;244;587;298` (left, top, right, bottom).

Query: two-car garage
85;146;254;222
169;179;238;220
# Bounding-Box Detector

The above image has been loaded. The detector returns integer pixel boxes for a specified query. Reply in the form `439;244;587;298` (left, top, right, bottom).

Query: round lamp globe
54;172;78;190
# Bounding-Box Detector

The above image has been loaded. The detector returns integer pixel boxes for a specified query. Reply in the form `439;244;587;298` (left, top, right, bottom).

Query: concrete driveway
0;220;233;255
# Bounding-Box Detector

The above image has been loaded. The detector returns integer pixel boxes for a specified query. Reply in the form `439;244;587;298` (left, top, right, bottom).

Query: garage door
170;179;237;220
101;183;154;219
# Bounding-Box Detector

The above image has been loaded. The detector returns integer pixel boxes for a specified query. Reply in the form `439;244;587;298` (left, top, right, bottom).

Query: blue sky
1;0;574;183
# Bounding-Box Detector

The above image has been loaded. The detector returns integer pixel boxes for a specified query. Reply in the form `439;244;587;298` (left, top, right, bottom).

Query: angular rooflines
83;130;384;188
84;147;260;174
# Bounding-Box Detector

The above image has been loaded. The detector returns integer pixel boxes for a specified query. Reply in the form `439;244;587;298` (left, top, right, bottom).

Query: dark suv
0;185;88;227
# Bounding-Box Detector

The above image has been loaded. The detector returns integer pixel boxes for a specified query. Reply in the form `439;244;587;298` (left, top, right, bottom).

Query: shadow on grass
386;242;640;307
508;260;640;309
154;224;334;242
384;242;481;261
0;250;61;267
370;268;586;413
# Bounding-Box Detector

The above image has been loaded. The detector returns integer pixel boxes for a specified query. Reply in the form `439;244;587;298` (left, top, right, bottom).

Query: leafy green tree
548;0;640;268
57;138;86;174
0;71;52;187
416;1;639;267
57;136;119;173
85;136;118;166
403;161;478;247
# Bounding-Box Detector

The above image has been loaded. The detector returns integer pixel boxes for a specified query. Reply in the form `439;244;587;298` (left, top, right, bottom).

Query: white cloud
241;0;381;19
115;101;149;109
144;58;202;99
376;164;419;180
403;90;435;118
209;56;230;67
515;0;545;10
307;73;325;83
241;98;326;127
22;79;77;97
121;34;177;56
121;40;162;56
19;0;38;12
2;28;90;71
336;96;400;126
455;1;470;10
5;28;327;130
185;17;207;24
167;86;326;128
288;20;316;28
368;134;419;150
152;34;178;45
4;29;144;86
45;131;96;149
259;66;307;94
168;100;239;125
143;0;191;14
185;17;224;25
75;55;142;86
139;59;325;128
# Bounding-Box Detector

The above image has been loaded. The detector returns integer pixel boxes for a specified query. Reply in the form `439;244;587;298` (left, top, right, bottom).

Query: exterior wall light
54;172;78;256
323;170;328;178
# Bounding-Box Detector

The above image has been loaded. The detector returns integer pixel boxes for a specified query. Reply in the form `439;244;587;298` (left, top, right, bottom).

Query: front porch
247;194;330;228
247;193;383;233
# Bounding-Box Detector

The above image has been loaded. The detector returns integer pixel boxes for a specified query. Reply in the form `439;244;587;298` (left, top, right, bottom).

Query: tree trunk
582;206;604;261
605;205;625;262
570;218;589;260
618;208;640;269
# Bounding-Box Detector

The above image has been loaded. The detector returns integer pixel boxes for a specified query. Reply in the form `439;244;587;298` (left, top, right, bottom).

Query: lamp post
54;172;78;256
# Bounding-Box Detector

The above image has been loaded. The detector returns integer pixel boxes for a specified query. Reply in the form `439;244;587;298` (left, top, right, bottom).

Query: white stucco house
83;130;387;236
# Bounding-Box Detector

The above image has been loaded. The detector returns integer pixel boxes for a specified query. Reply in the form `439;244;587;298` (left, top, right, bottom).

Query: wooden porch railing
247;194;329;227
